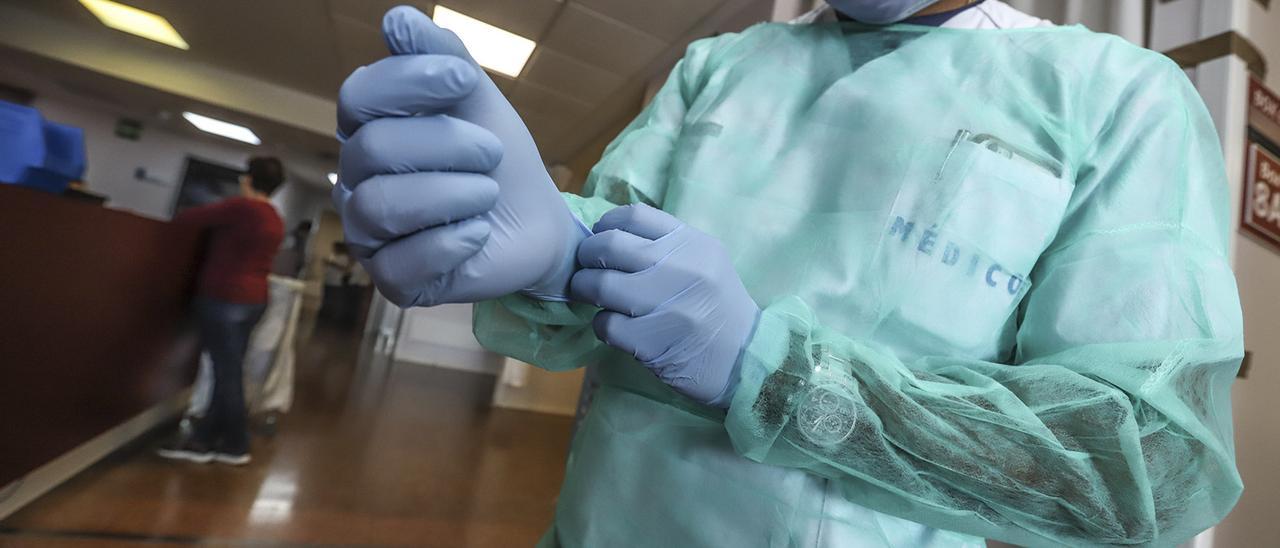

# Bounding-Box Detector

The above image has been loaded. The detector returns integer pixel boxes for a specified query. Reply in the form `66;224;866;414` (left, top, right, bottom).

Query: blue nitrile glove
570;204;761;408
333;5;589;307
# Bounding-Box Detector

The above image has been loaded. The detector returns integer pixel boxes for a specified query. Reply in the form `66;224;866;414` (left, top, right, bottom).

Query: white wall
28;90;333;227
34;95;242;219
272;180;333;235
395;304;505;375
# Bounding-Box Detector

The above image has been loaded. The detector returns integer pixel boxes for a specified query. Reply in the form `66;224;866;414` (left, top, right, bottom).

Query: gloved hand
570;204;761;407
334;6;588;307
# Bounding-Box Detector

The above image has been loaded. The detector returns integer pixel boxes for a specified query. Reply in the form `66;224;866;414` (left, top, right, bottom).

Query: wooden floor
0;325;574;547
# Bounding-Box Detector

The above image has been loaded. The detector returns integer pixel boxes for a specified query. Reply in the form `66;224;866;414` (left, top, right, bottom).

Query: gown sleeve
472;38;720;371
723;59;1243;547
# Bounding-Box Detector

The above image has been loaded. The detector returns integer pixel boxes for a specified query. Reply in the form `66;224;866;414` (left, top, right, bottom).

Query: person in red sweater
159;156;285;465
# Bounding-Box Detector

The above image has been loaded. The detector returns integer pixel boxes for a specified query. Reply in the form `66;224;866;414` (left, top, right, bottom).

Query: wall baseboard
0;389;190;520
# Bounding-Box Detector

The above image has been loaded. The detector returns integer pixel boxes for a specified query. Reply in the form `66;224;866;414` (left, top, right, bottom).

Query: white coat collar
797;1;1053;29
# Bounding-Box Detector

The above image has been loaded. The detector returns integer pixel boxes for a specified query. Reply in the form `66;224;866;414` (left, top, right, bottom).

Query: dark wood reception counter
0;184;203;505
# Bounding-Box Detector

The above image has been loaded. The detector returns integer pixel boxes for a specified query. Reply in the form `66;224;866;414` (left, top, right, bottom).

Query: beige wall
492;360;586;416
295;210;345;340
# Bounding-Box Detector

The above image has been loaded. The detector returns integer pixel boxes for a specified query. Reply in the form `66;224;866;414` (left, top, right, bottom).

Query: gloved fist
570;204;761;407
334;6;588;307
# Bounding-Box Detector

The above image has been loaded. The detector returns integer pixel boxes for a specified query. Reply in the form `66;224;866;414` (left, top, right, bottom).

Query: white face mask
827;0;943;24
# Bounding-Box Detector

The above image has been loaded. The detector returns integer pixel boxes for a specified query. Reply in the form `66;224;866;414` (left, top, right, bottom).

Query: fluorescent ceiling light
182;112;260;145
327;172;338;185
432;6;535;78
79;0;189;50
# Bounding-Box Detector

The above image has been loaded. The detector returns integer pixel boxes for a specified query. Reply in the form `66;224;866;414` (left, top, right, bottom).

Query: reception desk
0;185;203;512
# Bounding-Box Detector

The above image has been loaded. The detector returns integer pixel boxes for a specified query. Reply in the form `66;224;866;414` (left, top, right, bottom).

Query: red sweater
176;197;284;304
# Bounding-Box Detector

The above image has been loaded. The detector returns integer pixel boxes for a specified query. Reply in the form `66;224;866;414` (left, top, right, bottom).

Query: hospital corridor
1;325;574;546
3;1;1280;547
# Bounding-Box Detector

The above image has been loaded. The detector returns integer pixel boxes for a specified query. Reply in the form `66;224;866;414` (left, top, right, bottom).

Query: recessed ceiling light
327;173;338;185
79;0;190;50
182;112;260;145
432;6;535;78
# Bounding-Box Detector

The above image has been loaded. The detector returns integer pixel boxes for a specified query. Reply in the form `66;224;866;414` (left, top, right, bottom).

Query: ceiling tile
128;0;347;97
508;80;592;120
332;15;389;76
489;72;517;95
521;48;623;106
10;0;758;170
540;3;668;77
573;0;723;41
330;0;436;27
521;109;575;153
436;0;562;40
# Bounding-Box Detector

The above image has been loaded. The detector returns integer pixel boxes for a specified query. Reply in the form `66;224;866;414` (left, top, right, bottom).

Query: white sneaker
213;452;251;466
156;440;213;464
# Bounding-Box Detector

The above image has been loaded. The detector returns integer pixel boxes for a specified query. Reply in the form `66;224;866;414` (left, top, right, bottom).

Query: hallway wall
1;62;335;225
396;304;505;376
32;93;251;219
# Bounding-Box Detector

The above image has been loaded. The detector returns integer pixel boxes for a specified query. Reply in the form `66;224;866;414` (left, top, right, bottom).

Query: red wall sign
1243;143;1280;251
1250;77;1280;135
1243;77;1280;253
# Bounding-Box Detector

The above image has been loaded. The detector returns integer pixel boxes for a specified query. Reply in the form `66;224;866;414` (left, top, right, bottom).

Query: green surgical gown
474;20;1243;548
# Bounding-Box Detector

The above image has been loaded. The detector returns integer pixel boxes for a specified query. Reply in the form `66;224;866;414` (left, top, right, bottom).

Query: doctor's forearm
723;297;1241;547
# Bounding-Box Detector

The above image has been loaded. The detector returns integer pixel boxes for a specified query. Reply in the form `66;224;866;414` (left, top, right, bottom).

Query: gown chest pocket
873;132;1073;359
940;135;1073;275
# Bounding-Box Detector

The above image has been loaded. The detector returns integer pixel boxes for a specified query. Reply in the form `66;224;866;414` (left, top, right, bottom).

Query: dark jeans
193;297;265;453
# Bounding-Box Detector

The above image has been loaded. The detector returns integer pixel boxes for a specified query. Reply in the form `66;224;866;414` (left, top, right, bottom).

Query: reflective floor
0;326;574;547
